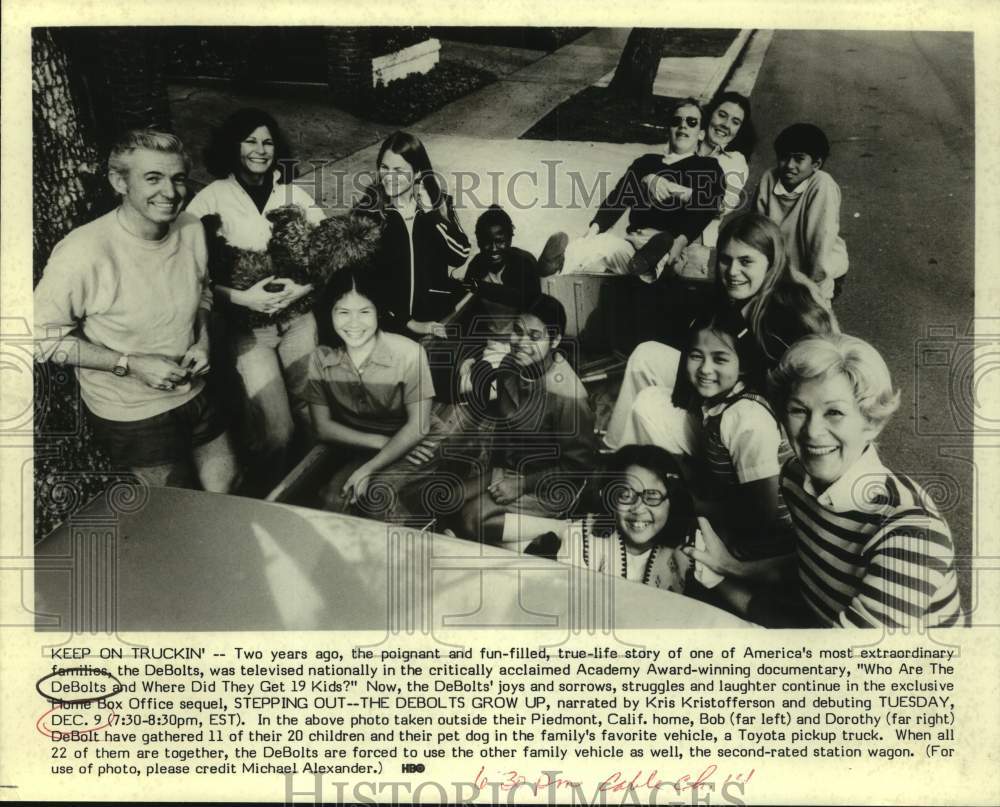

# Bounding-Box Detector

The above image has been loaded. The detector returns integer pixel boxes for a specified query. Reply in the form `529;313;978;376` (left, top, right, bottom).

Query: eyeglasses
671;116;700;128
512;325;550;341
613;485;669;507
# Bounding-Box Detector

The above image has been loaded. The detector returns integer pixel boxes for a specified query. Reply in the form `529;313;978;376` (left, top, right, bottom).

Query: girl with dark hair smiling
631;305;796;565
303;261;442;520
606;213;835;451
527;445;695;592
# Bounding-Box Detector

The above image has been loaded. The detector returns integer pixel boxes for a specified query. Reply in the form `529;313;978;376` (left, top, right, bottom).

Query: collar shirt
302;331;434;435
781;445;965;628
772;175;810;199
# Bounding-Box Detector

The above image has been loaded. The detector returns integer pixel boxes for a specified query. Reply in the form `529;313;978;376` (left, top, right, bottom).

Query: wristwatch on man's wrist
112;353;130;377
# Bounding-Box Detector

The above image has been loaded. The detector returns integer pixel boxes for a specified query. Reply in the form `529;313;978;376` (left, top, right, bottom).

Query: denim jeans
233;311;317;460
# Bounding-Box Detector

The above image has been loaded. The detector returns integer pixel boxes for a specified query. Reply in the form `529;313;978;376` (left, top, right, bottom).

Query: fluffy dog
306;209;382;282
200;206;383;328
265;204;313;282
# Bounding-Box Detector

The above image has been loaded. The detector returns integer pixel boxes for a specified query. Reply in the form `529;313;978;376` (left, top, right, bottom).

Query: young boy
462;205;542;344
687;333;965;629
456;294;598;544
538;98;724;282
755;123;848;302
403;206;543;462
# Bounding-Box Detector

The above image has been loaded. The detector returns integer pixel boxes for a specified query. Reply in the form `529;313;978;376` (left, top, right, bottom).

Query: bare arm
340;398;432;503
45;332;190;389
309;402;391;452
367;398;431;473
180;308;212;377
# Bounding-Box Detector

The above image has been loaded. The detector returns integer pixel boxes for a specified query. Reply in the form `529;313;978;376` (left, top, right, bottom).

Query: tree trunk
32;28;106;285
325;27;372;107
608;28;669;115
32;28;116;541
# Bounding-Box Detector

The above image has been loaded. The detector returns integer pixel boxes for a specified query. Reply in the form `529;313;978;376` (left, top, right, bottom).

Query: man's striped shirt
780;447;965;628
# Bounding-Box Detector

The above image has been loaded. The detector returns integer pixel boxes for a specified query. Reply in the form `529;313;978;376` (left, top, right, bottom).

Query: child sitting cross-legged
686;333;966;628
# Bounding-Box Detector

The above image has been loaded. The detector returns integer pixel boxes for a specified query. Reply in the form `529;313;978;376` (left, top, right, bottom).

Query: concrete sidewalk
172;28;767;198
593;29;752;103
315;28;768;211
411;29;631;139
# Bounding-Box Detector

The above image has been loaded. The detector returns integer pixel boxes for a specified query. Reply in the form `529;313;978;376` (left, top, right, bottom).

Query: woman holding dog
187;107;326;487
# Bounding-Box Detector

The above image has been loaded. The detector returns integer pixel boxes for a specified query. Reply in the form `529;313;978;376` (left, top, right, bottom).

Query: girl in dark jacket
355;131;471;341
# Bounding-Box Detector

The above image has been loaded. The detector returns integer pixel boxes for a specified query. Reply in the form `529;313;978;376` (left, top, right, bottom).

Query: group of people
34;93;964;630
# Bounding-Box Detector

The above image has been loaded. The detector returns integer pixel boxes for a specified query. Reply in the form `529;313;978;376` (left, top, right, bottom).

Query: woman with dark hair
606;212;835;450
302;262;441;519
355;130;471;341
697;92;756;238
704;91;756;159
187;107;325;480
668;91;757;280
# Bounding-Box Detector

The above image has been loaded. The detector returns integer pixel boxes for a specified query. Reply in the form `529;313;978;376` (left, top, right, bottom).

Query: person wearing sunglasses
537;97;724;282
525;444;695;592
667;92;756;283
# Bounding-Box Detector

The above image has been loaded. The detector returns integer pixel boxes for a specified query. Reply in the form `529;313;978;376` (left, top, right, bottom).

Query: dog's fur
201;213;272;292
265;205;314;282
307;210;382;282
200;206;384;327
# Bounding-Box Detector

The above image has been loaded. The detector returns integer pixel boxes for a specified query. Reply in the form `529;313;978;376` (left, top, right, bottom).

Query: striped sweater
780;447;965;628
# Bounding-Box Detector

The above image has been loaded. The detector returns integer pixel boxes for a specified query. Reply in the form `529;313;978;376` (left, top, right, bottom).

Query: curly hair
768;333;901;428
475;204;514;242
307;211;382;285
202;108;295;182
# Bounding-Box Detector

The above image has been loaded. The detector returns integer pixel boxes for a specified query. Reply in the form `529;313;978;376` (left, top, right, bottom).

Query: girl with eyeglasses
526;445;693;592
629;305;796;571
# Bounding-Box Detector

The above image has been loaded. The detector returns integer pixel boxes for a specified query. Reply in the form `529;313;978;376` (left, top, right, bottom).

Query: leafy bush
368;60;496;125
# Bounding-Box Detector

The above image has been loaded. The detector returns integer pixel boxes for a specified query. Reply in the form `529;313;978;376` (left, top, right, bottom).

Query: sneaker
628;231;674;278
538;232;569;276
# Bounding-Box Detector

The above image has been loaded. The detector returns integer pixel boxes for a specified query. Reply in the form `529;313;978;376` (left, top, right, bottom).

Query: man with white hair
34;129;239;491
